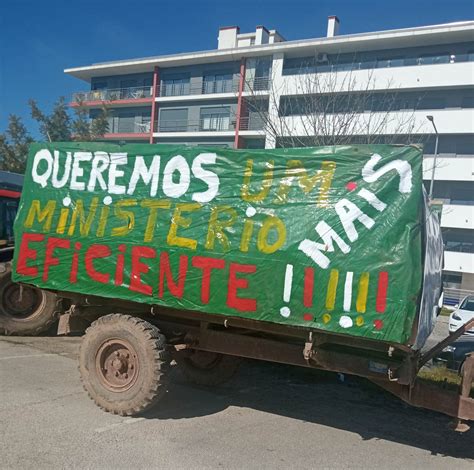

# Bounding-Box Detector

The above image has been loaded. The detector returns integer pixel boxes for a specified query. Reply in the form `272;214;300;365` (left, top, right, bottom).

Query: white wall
441;204;474;230
278;62;474;95
423;157;474;181
218;28;238;50
444;251;474;274
279;109;474;137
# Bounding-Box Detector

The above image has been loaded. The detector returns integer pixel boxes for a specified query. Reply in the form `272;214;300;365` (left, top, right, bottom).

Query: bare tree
243;56;425;148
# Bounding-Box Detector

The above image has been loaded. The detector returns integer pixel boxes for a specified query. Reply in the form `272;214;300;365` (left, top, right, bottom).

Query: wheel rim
187;351;221;370
1;282;44;320
95;339;139;392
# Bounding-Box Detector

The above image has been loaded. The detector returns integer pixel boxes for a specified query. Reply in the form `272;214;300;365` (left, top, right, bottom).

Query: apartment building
65;17;474;292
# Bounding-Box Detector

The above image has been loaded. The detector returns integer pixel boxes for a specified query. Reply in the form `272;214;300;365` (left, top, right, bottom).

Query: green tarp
13;142;425;344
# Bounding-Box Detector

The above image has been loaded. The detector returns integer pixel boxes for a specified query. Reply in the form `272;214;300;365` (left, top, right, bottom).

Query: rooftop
65;20;474;82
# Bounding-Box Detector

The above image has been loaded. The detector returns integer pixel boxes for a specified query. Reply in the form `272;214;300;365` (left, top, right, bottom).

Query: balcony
101;121;151;140
159;79;239;97
278;61;474;95
156;77;271;102
243;77;272;93
154;116;265;137
239;115;267;131
158;118;235;133
71;86;154;107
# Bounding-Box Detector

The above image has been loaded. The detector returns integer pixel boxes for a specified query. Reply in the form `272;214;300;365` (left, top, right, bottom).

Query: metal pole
429;132;439;200
426;115;439;201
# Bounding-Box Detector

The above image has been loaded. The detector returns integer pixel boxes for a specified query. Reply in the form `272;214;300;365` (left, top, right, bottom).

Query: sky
0;0;472;138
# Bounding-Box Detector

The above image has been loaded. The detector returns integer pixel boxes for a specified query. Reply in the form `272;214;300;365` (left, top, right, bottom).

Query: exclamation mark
343;271;353;312
325;269;339;310
376;271;389;313
303;267;314;308
280;264;293;318
356;272;370;313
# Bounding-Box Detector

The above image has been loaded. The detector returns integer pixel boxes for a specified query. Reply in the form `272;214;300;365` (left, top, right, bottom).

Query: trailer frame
56;291;474;430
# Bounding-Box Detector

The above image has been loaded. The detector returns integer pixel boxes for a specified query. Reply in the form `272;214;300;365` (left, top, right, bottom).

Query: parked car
434;336;474;371
449;295;474;335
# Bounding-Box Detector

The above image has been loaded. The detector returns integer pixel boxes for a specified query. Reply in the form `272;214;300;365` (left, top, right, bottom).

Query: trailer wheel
176;350;241;386
79;314;170;416
0;263;60;335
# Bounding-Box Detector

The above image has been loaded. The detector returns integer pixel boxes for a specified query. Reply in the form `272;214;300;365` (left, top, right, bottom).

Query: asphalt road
1;317;473;470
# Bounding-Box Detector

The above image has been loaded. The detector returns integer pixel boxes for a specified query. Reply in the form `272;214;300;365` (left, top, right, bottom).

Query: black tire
0;263;60;335
176;350;241;386
79;314;170;416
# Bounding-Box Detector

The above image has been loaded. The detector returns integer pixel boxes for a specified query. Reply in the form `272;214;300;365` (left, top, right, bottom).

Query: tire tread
79;314;170;416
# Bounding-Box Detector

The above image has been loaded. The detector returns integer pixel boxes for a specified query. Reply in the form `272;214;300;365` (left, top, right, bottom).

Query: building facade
65;18;474;292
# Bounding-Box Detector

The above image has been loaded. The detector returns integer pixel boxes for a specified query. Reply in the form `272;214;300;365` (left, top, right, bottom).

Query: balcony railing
238;115;267;131
158;118;235;133
106;121;151;134
282;52;474;76
157;116;265;133
444;243;474;254
73;77;273;104
244;77;271;92
158;79;240;97
157;77;272;97
72;86;153;103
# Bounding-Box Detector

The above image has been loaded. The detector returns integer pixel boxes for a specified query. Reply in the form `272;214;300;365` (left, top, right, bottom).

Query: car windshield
460;298;474;312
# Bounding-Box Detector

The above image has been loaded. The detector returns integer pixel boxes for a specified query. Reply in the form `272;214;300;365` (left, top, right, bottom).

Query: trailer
9;142;474;430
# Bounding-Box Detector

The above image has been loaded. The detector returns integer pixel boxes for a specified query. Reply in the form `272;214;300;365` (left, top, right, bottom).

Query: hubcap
95;339;139;391
1;282;43;319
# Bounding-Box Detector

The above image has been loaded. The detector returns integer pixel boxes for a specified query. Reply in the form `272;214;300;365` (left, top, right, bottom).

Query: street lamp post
426;115;439;201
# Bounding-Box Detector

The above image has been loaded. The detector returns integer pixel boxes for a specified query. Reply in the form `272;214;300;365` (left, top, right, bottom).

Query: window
390;57;404;67
92;82;107;90
0;199;19;242
253;60;271;90
283;47;468;76
159;108;189;132
443;228;474;253
442;272;462;288
116;111;136;133
200;107;231;131
432;181;474;205
161;77;190;96
141;77;154;97
420;97;446;109
443;272;462;283
202;73;233;94
460;298;474;312
136;113;151;133
121;79;137;88
120;80;138;98
445;240;474;253
89;82;108;100
461;95;474;108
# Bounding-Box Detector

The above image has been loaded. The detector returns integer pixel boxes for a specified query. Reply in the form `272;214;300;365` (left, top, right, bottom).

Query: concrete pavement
1;328;473;469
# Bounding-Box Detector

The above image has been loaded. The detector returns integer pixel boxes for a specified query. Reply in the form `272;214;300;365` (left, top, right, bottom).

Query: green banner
13;142;424;344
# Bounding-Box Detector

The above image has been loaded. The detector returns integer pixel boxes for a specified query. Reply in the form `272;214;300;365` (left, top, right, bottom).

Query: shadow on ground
145;360;474;460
